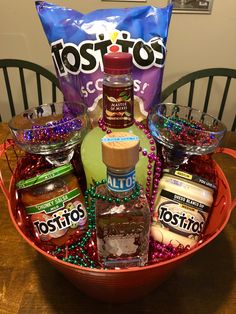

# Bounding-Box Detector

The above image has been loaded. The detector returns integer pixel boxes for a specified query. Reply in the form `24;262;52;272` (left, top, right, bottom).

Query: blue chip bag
36;1;172;119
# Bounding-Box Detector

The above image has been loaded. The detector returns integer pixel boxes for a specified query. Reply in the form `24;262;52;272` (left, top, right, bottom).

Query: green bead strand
86;180;141;205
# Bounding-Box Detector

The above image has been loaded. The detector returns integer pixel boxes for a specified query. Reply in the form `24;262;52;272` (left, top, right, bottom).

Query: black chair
161;68;236;131
0;59;62;122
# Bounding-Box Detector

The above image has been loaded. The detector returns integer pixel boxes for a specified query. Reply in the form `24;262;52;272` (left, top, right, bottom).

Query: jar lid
103;52;132;75
16;163;73;190
163;169;216;190
102;132;139;169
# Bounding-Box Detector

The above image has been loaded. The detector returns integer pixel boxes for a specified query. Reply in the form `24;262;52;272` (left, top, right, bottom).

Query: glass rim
8;101;87;132
151;102;227;136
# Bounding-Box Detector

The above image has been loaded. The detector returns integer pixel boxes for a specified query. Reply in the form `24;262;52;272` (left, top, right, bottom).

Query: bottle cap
103;52;133;75
102;132;140;169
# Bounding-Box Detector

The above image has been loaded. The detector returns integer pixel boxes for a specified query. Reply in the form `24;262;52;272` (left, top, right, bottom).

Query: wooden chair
0;59;62;122
161;68;236;131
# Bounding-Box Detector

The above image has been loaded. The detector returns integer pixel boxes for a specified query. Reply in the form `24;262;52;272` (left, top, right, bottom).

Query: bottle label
152;189;209;246
96;211;149;267
25;188;87;241
107;169;135;193
102;136;139;143
103;84;133;128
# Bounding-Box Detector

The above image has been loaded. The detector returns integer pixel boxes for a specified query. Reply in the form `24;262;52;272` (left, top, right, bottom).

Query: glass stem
45;149;74;166
162;146;189;169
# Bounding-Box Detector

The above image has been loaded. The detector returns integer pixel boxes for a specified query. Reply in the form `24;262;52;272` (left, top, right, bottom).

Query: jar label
103;84;133;128
152;189;209;247
25;188;87;241
160;190;210;212
25;188;80;214
107;169;135;193
163;169;216;190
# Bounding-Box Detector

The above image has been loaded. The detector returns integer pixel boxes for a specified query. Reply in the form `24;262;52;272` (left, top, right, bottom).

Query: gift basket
0;1;235;303
0;138;235;302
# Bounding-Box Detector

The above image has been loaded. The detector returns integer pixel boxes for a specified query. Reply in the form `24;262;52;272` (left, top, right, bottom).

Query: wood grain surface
0;123;235;314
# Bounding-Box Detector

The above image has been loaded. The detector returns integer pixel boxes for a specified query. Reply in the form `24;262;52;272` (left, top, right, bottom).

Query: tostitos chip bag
36;1;172;120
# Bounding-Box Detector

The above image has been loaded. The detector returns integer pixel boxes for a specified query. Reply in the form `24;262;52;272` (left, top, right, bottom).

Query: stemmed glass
8;101;88;166
148;103;227;168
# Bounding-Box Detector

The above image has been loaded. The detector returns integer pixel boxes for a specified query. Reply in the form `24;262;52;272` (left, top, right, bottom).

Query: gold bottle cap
102;132;140;169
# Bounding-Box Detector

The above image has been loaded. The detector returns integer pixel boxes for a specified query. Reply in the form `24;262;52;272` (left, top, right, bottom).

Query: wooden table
0;123;235;314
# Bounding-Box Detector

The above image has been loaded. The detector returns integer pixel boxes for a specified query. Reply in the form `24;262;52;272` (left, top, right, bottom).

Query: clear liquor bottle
81;52;153;190
95;132;150;268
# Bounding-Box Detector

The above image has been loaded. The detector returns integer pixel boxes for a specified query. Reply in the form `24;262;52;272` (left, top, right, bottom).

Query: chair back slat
2;67;15;116
188;81;195;108
19;68;29;110
232;116;236;132
172;90;177;103
36;73;43;106
52;83;57;103
203;76;213;113
218;77;231;121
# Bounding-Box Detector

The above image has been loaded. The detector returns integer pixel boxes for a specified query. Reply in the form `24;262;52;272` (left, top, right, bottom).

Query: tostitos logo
33;203;87;237
51;30;166;76
158;202;206;237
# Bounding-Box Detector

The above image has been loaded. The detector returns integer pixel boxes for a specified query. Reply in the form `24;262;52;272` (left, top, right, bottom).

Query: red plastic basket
0;141;235;303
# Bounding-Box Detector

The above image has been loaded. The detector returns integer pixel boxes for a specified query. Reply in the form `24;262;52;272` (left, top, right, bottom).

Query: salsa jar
151;169;216;248
16;163;88;247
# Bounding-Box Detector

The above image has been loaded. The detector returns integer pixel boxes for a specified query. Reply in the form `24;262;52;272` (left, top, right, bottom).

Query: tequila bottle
81;52;154;190
95;132;150;268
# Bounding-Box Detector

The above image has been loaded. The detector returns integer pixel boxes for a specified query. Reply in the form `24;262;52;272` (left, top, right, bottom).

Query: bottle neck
103;73;133;85
106;167;136;198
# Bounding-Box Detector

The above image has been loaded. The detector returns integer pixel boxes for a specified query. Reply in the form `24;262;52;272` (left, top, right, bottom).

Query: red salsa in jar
16;163;88;248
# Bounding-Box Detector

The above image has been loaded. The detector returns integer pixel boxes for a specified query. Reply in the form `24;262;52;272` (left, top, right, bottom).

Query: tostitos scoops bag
36;1;172;119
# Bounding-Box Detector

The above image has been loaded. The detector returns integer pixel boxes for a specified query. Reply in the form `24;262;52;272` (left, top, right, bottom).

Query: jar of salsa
16;163;88;247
